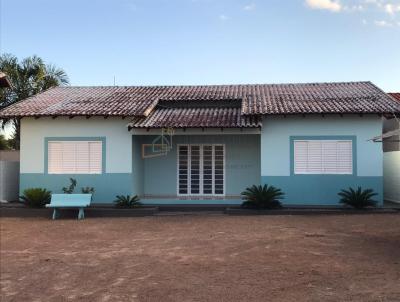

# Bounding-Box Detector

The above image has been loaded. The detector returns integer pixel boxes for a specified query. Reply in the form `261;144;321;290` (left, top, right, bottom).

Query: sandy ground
1;214;400;302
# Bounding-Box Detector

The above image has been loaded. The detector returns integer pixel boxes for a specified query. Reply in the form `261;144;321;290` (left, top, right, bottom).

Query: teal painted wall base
20;173;133;203
262;176;383;206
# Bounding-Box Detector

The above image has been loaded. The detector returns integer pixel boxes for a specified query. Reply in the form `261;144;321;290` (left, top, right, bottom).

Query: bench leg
52;209;59;220
78;208;85;220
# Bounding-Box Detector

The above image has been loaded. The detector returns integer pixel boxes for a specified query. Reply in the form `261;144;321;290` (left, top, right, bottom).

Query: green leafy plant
0;134;11;150
114;195;142;208
62;178;77;194
62;178;94;195
241;184;284;209
20;188;51;208
1;53;69;149
81;187;95;194
338;187;377;209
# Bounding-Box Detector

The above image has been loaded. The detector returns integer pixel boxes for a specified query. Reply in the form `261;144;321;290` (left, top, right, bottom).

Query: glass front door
178;144;225;196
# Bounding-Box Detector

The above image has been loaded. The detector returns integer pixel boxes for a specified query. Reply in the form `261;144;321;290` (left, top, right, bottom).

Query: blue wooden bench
46;194;92;220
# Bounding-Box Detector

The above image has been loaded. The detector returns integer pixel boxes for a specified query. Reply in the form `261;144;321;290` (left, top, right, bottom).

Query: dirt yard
1;214;400;302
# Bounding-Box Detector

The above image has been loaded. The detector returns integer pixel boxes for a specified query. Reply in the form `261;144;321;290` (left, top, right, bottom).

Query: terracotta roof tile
129;107;261;128
388;93;400;103
0;82;398;120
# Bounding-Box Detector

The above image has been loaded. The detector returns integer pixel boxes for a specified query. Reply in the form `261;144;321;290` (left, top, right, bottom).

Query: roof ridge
54;81;373;89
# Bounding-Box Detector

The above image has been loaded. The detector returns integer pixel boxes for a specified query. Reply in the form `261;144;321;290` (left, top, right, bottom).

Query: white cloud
384;3;400;15
305;0;342;12
243;3;256;11
343;4;364;11
219;14;229;21
374;19;393;26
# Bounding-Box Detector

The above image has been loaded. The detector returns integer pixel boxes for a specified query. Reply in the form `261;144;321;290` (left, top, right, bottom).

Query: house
0;81;399;206
382;93;400;203
0;72;11;88
383;93;400;152
0;151;20;202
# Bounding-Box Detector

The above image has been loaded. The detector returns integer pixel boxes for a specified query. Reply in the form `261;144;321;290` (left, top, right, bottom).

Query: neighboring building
383;93;400;152
383;93;400;203
0;151;20;202
0;72;11;88
0;81;399;206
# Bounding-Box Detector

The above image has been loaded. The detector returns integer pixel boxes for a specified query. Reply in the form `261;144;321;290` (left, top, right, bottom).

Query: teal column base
52;209;59;220
78;208;85;220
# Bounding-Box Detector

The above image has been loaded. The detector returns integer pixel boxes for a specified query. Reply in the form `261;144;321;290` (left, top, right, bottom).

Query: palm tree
0;134;10;150
0;54;69;149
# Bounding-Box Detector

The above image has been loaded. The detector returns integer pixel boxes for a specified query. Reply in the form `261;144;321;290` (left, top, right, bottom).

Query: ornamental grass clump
338;187;377;209
241;184;284;209
20;188;52;208
114;195;142;208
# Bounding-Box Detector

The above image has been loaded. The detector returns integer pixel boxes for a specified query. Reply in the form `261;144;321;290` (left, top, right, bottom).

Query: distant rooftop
388;93;400;103
0;72;11;88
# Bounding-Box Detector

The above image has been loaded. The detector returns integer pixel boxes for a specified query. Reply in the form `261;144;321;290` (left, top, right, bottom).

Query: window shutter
48;142;63;174
294;140;352;175
294;141;308;174
336;141;352;173
48;141;102;174
61;142;77;173
88;142;102;174
307;141;323;173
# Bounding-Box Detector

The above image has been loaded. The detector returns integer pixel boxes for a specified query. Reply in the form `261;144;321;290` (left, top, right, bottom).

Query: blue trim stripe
262;175;383;206
44;137;107;174
21;173;133;203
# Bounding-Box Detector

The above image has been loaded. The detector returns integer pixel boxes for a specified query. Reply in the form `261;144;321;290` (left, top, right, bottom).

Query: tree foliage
0;54;69;149
0;134;10;150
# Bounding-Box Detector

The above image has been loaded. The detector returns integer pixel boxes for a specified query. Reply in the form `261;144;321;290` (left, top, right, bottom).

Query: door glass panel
178;145;224;196
213;145;224;195
178;145;188;194
202;145;213;194
190;146;201;194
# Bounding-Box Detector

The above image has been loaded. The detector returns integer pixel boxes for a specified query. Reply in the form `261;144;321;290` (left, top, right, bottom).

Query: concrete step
157;205;228;212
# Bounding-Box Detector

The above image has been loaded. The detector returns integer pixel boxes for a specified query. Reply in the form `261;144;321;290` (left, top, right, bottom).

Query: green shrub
62;178;94;195
20;188;52;208
114;195;142;208
62;178;77;194
338;187;377;209
241;184;284;209
81;187;95;194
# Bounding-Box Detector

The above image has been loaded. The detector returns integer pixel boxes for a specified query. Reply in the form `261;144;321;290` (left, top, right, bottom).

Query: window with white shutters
178;144;225;196
48;141;102;174
294;140;352;174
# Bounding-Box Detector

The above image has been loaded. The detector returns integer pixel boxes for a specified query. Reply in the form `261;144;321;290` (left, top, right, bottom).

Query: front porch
131;131;261;205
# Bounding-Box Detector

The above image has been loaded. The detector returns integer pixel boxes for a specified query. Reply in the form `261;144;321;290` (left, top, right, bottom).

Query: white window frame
177;144;225;196
293;139;353;175
47;140;103;174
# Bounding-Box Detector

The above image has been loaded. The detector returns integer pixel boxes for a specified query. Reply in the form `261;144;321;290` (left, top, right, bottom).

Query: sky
0;0;399;93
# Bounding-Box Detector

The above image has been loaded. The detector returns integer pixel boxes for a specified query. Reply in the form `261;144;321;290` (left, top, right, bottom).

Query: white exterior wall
261;115;383;177
20;117;132;173
383;151;400;203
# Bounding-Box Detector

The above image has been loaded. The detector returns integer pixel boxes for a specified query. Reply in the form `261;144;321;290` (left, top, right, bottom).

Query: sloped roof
0;82;399;121
129;107;261;128
388;93;400;103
